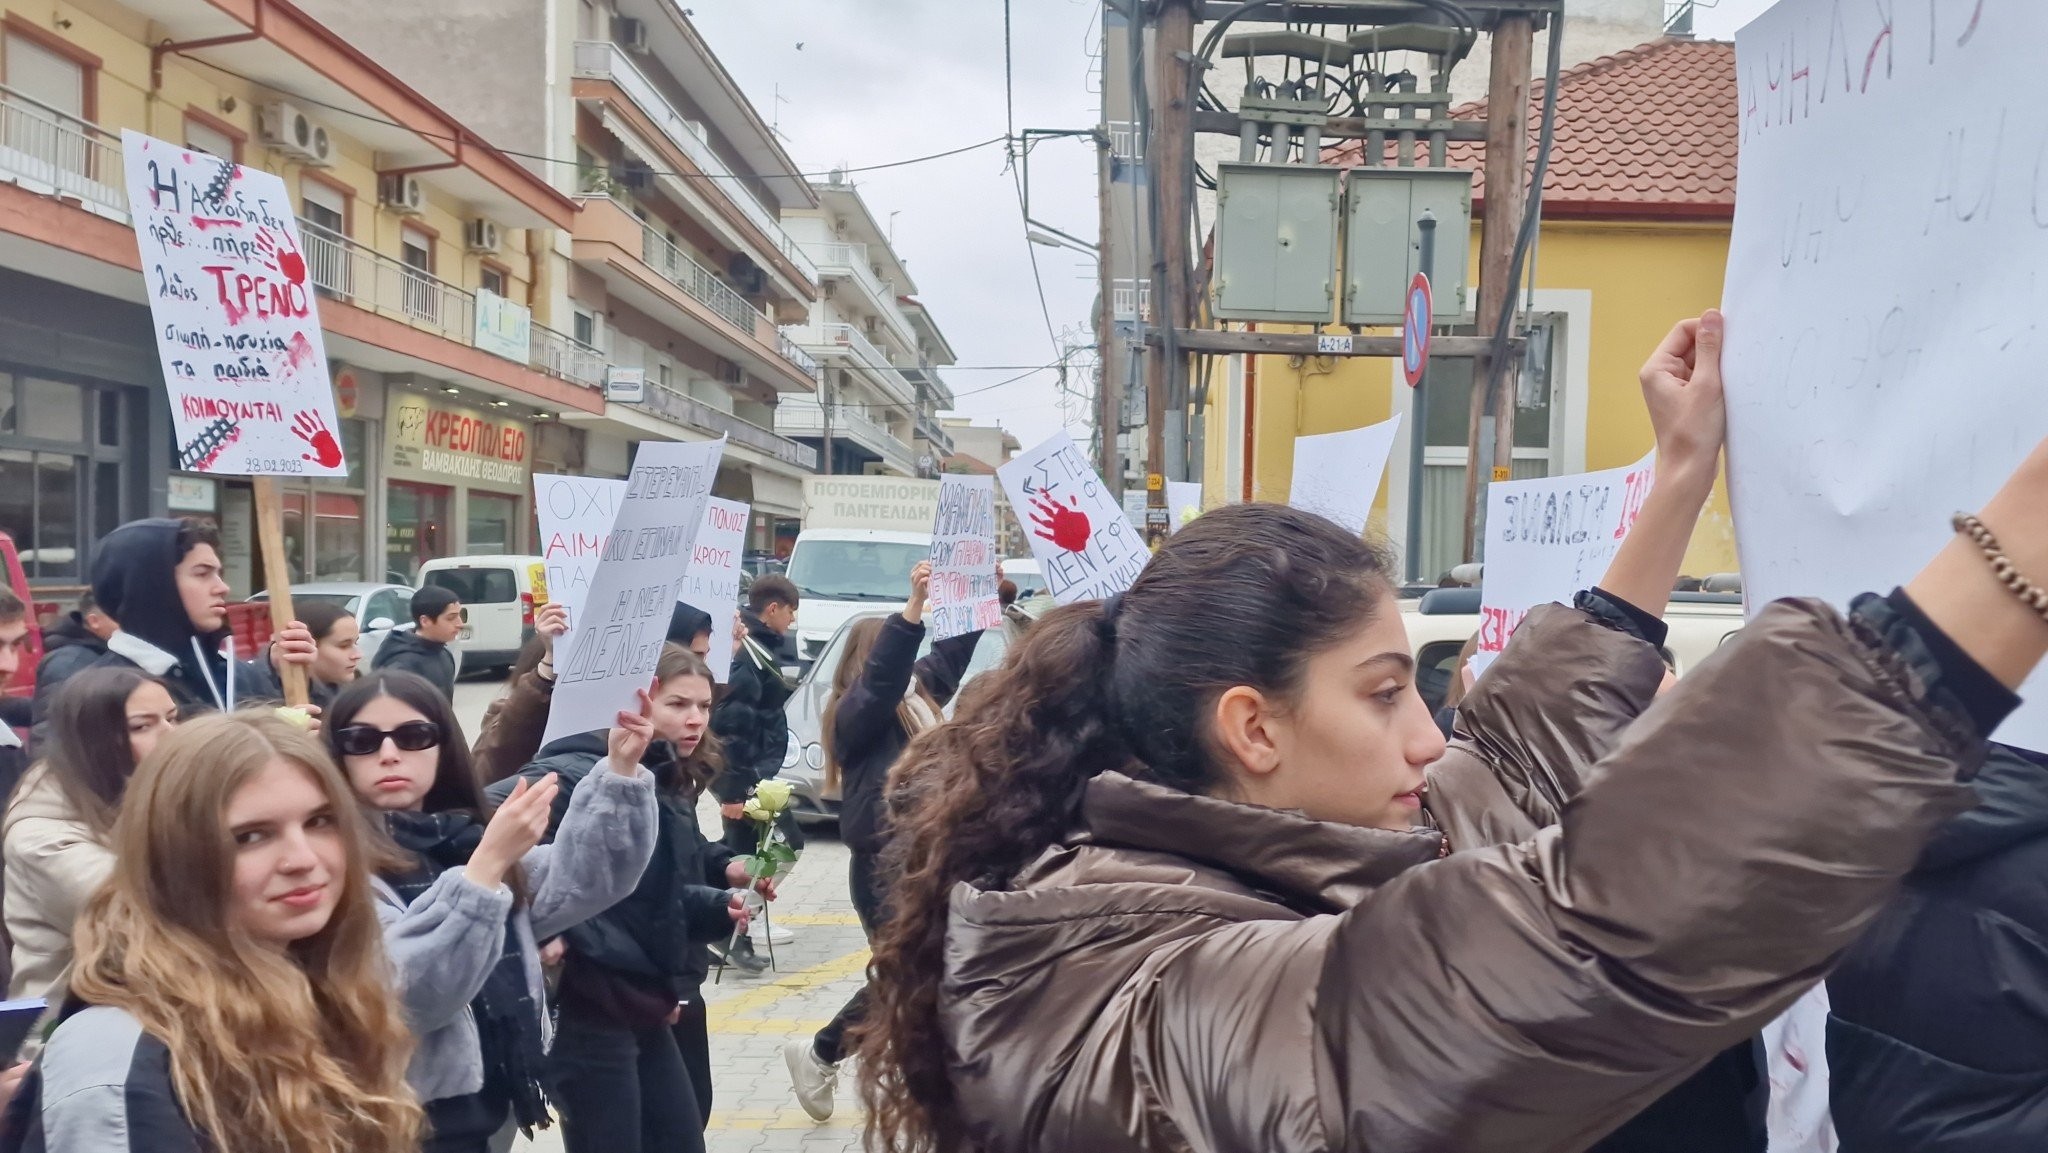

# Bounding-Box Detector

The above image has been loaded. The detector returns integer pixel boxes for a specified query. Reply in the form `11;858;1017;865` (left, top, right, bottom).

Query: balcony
800;322;917;407
0;86;125;220
572;40;817;286
802;240;919;349
775;395;916;476
638;384;819;471
530;324;609;390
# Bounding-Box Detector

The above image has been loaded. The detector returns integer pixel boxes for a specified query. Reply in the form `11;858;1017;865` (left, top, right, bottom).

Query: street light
1027;227;1100;259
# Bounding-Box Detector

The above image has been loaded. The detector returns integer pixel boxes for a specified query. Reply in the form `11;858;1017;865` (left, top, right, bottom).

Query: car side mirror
366;617;396;633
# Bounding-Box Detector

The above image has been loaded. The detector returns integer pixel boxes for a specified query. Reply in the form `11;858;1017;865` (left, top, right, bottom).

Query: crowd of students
0;308;2036;1152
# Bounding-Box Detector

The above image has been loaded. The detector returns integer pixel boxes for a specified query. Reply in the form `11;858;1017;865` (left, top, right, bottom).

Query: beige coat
940;598;1985;1152
3;764;114;1003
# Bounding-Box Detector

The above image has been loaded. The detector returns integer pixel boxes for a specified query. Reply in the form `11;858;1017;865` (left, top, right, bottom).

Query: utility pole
1144;0;1194;548
1096;128;1120;487
820;370;835;476
1462;12;1533;561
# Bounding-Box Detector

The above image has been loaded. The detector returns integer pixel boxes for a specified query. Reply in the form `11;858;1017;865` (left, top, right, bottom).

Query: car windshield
289;593;361;612
786;541;928;602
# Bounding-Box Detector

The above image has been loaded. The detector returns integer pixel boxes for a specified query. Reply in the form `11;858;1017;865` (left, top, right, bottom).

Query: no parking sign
1402;272;1432;388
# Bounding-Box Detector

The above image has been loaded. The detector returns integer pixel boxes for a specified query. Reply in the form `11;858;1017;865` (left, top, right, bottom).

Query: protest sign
1474;454;1655;674
676;497;749;682
544;438;726;745
928;476;1003;640
1289;416;1402;537
535;474;627;627
122;132;346;478
998;433;1147;605
1724;1;2048;747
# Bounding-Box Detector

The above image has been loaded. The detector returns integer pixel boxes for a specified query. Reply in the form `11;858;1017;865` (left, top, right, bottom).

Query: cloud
687;0;1104;452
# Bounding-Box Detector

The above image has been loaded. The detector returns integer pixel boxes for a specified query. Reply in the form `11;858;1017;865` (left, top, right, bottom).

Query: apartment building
779;178;956;479
0;0;602;590
942;416;1023;557
297;0;829;546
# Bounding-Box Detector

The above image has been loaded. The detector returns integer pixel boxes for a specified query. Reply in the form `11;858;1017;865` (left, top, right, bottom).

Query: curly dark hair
853;502;1398;1150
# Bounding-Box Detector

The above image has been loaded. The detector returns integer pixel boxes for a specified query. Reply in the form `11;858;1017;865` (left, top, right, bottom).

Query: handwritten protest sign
544;438;726;745
1289;417;1402;537
535;474;627;627
929;476;1003;640
1724;1;2048;747
1122;482;1205;535
1475;454;1655;674
998;433;1147;605
122;132;346;477
676;497;749;682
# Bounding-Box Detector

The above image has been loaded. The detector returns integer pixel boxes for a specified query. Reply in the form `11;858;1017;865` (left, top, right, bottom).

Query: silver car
247;582;416;667
775;596;1050;826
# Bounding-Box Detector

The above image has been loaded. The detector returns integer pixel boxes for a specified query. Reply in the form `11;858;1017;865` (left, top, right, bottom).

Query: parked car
416;555;545;674
246;582;415;669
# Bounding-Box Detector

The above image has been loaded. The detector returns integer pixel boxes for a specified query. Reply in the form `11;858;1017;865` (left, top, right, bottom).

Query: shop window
21;377;83;442
96;388;119;447
466;491;520;556
386;481;450;584
312;492;363;580
93;460;119;540
0;448;81;579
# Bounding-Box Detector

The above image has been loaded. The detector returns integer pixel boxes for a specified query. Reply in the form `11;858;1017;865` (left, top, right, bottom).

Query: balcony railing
0;85;125;220
778;332;820;381
641;383;819;470
573;40;818;286
303;218;475;345
806;322;917;405
530;324;608;389
637;221;818;383
802;241;920;348
775;396;915;475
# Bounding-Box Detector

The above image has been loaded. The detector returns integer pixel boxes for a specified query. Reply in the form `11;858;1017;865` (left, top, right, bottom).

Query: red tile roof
1330;37;1737;220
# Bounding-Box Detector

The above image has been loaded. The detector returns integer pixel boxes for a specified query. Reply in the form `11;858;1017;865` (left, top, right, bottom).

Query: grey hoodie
373;760;657;1105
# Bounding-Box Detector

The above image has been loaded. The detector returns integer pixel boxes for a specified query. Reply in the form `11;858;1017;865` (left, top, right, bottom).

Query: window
572;309;598;348
657;362;673;390
464;493;520;556
365;589;409;629
399;225;438;324
183;115;238;162
302;179;350;297
427;565;517;604
3;30;92;178
479;264;507;297
20;377;83;442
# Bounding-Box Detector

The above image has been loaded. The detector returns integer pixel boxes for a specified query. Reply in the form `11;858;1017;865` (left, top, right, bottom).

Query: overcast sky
686;0;1103;452
684;0;1783;453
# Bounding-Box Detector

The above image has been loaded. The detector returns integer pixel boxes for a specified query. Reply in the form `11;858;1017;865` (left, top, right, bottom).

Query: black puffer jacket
1827;743;2048;1151
708;610;794;804
370;630;457;698
834;615;980;855
489;732;735;994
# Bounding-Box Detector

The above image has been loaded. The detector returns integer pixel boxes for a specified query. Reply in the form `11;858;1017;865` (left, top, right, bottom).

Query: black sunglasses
334;721;444;758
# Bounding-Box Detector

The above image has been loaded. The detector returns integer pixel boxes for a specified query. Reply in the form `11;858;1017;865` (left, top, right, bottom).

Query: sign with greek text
543;438;727;745
928;476;1002;640
676;497;749;682
388;394;531;491
1724;0;2048;748
1289;416;1402;537
1474;454;1656;675
998;433;1147;605
534;474;627;628
122;131;347;477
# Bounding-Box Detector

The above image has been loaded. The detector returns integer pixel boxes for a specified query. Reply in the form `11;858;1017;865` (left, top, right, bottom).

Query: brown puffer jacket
939;598;1987;1153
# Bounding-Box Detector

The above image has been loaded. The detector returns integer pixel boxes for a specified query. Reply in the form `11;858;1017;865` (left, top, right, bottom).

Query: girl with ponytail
857;314;2048;1152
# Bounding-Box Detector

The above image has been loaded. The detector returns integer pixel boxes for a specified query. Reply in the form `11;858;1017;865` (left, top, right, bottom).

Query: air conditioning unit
379;174;426;216
616;16;650;52
465;218;501;254
258;102;333;166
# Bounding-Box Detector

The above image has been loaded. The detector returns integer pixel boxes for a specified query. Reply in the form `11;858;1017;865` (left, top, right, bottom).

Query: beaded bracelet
1953;513;2048;619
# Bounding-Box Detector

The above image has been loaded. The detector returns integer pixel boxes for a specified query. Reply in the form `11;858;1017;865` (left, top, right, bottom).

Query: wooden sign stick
251;477;310;708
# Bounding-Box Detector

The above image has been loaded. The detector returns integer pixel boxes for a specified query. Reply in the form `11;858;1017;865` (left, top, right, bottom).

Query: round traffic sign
1403;273;1433;388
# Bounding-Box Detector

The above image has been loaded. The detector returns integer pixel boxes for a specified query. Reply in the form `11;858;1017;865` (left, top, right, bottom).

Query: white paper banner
999;433;1148;605
123;131;347;476
929;475;1003;640
676;497;749;683
543;438;726;745
535;474;628;628
1122;482;1205;535
1724;0;2048;747
1289;416;1403;537
1476;454;1656;672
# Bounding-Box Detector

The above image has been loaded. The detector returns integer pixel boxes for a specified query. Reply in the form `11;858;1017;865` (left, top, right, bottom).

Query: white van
784;529;932;666
416;554;545;674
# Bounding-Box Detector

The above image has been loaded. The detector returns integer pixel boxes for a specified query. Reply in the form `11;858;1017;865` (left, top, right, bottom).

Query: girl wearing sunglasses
324;671;661;1153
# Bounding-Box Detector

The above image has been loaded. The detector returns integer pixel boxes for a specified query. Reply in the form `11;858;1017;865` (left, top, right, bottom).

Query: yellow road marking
707;947;871;1022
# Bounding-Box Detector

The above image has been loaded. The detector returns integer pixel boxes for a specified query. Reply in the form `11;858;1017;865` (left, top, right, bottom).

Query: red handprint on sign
293;410;344;468
1028;491;1092;553
256;228;307;287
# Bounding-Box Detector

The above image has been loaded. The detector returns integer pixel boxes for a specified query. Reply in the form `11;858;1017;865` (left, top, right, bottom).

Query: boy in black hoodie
369;585;462;698
34;592;112;694
33;518;316;727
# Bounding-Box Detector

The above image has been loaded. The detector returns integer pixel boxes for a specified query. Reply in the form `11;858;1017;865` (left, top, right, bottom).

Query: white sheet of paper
676;498;749;683
123;131;347;476
535;474;628;628
1476;454;1656;671
1288;417;1402;537
929;476;1003;640
999;433;1148;605
543;438;726;745
1167;481;1203;531
1725;0;2048;748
